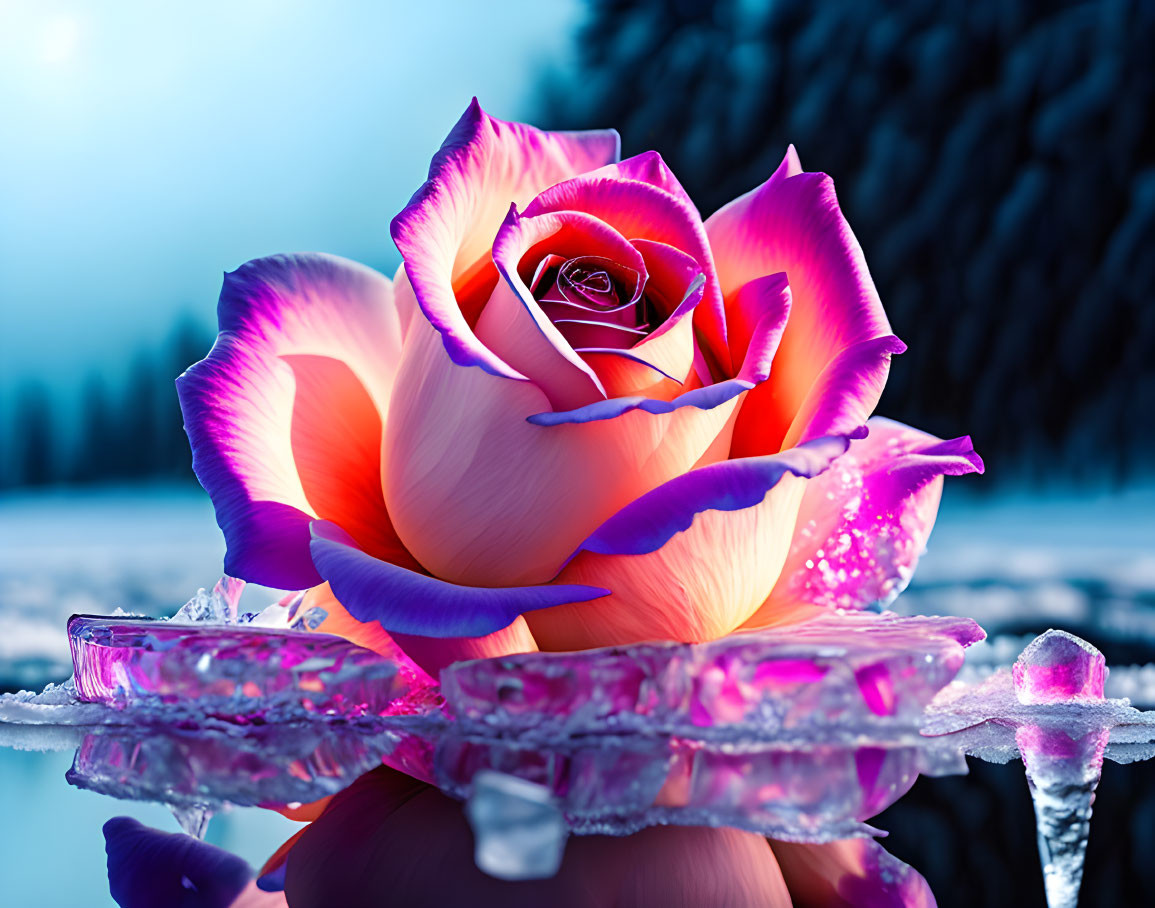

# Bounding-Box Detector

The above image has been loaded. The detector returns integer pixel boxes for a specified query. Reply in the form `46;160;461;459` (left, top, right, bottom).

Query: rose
178;101;981;675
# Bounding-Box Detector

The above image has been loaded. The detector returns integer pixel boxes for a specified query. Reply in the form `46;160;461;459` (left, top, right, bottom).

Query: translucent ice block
68;615;424;718
441;612;982;744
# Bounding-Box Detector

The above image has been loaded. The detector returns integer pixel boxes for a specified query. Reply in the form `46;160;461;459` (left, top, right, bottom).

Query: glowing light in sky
41;15;80;63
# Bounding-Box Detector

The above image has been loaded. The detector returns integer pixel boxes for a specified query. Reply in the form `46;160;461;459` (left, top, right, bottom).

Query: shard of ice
1014;631;1107;908
170;576;246;625
170;803;213;839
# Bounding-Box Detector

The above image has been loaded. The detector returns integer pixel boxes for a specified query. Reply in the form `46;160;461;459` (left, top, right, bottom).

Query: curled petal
725;271;791;372
707;151;896;449
384;317;745;587
768;838;937;908
104;816;252;908
745;418;984;628
176;254;412;589
526;374;753;428
527;435;855;650
732;334;906;458
594;149;700;215
308;579;540;678
524;162;730;379
309;521;608;639
390;99;620;380
582;240;703;399
479;206;651;409
572;435;855;558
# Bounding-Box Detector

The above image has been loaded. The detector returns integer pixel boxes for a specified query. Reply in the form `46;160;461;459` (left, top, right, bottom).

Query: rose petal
525;372;753;428
768;838;937;908
383;316;747;587
526;435;855;649
309;520;608;639
528;284;791;431
706;149;897;449
478;206;652;409
104;816;252;908
284;765;792;907
724;271;790;375
282;354;421;571
732;334;906;458
390;99;620;380
597;149;700;214
524;160;730;379
176;253;411;589
743;418;984;627
311;569;544;677
581;240;703;399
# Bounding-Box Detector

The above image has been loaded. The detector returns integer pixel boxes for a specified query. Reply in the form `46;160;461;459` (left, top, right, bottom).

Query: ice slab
68;614;425;719
441;612;982;745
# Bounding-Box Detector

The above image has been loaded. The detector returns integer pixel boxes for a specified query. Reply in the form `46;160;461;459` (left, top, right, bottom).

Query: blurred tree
70;373;117;483
12;382;55;487
158;315;215;479
53;314;214;487
541;0;1155;486
120;352;161;479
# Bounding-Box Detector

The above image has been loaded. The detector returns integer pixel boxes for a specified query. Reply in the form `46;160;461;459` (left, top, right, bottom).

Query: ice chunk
170;576;246;625
1013;630;1106;704
465;771;567;880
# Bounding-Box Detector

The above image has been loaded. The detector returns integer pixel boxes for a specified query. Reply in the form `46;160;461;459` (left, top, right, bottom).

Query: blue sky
0;0;584;409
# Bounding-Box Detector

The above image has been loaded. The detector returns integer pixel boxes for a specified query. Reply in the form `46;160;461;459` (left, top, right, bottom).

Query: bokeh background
1;1;1153;905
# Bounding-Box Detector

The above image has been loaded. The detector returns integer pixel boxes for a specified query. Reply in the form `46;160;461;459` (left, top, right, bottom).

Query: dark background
539;0;1155;490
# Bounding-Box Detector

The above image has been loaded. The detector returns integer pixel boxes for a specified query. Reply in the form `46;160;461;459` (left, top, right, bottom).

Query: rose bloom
178;100;981;678
161;100;985;908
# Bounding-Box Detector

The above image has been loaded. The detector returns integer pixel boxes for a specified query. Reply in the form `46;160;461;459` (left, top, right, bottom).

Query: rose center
531;255;657;352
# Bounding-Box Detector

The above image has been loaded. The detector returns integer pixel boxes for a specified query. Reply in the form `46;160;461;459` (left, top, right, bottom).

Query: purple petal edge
573;433;863;559
309;521;610;638
526;376;756;427
389;99;620;380
177;334;322;590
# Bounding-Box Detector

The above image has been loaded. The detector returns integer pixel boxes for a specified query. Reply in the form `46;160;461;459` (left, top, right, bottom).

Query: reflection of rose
178;101;981;674
104;766;936;907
